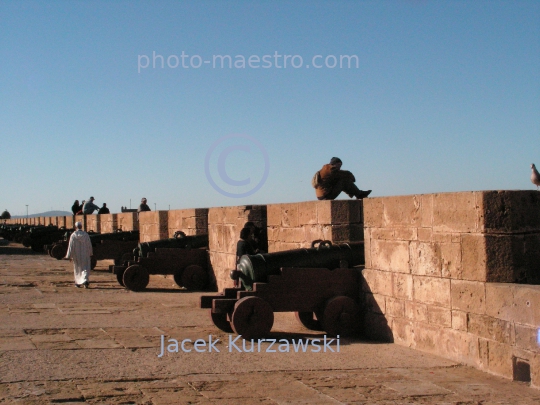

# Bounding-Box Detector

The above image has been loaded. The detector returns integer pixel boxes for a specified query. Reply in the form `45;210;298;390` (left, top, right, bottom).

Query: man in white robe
65;222;93;288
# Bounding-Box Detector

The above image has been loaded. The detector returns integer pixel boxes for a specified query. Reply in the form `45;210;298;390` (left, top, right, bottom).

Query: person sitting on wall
76;200;85;215
97;203;110;215
236;227;256;264
137;198;151;219
71;200;81;216
313;157;371;200
82;197;100;214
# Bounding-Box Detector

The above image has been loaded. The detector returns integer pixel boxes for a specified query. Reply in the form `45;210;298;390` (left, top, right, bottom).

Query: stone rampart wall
267;200;363;252
362;191;540;387
167;208;209;237
100;214;117;233
117;212;138;232
139;211;168;243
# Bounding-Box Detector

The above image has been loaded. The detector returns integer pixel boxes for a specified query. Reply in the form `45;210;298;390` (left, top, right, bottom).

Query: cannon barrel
235;240;364;289
136;231;208;258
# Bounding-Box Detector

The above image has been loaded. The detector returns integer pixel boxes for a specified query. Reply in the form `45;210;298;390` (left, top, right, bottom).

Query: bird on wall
531;164;540;190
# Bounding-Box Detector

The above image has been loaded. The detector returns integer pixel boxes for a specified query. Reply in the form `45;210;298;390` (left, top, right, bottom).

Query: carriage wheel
122;265;149;292
181;265;208;290
231;296;274;338
210;310;233;333
90;256;97;269
295;311;324;331
322;296;361;337
50;244;66;260
116;271;125;287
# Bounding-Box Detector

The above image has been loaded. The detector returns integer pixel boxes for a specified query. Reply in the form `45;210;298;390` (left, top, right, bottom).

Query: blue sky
1;0;539;215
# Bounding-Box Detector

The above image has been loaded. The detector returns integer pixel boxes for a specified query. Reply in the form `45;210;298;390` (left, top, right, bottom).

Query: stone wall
208;205;266;291
139;211;168;243
100;214;117;234
86;215;101;233
267;200;364;252
362;191;540;387
117;212;138;232
168;208;209;237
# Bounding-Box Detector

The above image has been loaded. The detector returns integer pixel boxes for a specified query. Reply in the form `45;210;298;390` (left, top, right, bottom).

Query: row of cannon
1;223;366;338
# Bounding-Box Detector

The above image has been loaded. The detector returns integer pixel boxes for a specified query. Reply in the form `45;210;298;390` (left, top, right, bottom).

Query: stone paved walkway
1;242;539;404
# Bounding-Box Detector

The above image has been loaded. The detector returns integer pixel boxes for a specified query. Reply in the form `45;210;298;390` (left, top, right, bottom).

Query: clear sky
1;0;539;216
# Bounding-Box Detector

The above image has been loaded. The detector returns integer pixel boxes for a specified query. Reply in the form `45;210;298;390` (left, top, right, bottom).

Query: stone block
405;301;428;322
485;234;523;282
420;194;433;227
280;227;305;243
392;317;414;347
514;324;540;353
331;224;363;243
394;227;417;241
381;195;421;227
362;198;384;228
362;269;393;296
386;297;405;318
331;199;362;224
371;228;395;240
363;230;371;268
439;328;480;367
297;201;318;225
461;233;487;281
316;201;332;224
371;239;410;273
432;233;454;243
281;204;299;228
487;340;513;379
409;242;441;277
432;192;481;233
468;314;512;344
417;228;432;242
450;280;485;314
427;305;451;327
393;273;413;300
413;276;451;307
412;323;441;354
441;242;461;279
486;283;540;326
451;310;467;331
482;190;540;233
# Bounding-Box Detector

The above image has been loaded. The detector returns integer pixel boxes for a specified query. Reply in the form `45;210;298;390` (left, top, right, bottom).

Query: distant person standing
98;203;110;214
83;197;99;214
137;198;151;219
64;221;93;288
71;200;81;216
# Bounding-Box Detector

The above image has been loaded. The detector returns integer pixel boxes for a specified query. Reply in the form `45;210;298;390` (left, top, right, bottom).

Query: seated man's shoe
356;190;372;199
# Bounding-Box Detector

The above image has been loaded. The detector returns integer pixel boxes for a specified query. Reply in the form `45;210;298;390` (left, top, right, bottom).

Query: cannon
48;230;139;268
21;225;68;252
200;240;365;339
111;231;210;292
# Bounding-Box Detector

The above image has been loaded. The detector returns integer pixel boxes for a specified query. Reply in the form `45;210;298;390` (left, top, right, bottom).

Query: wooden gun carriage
111;231;210;292
200;240;364;339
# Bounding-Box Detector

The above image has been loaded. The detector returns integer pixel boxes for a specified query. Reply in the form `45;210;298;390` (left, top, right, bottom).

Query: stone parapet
362;191;540;388
99;214;117;233
168;208;209;237
208;205;267;291
86;215;101;233
117;212;138;232
267;200;363;252
139;211;168;243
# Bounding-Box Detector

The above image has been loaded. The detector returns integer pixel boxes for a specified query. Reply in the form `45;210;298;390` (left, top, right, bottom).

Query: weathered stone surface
117;212;138;231
432;192;482;233
440;242;461;279
364;293;385;314
486;283;540;326
381;195;421;227
361;269;393;296
427;305;451;327
371;239;410;273
461;233;487;281
483;190;540;233
467;314;512;344
392;273;413;301
331;200;362;224
514;324;540;353
363;198;384;228
405;301;428;323
451;310;467;331
413;276;451;307
487;340;513;379
386;297;405;318
409;242;441;277
450;280;486;314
